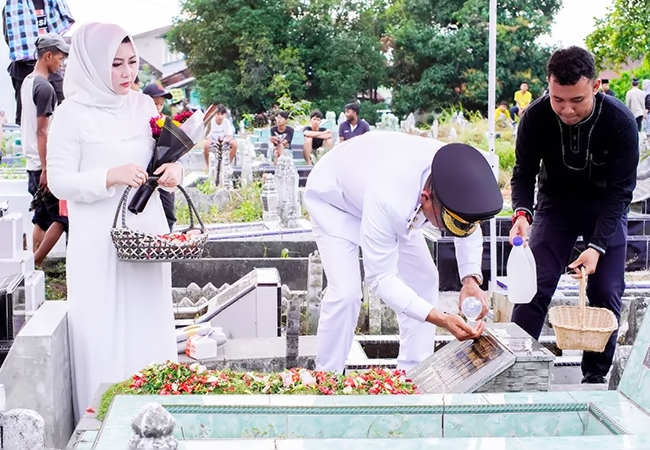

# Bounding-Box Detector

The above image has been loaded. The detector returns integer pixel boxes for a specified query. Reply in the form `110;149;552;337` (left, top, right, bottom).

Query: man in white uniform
304;131;503;373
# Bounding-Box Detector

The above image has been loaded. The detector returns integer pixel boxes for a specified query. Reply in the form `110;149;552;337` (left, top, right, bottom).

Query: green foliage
275;96;313;122
586;0;650;70
177;178;267;225
170;0;389;115
388;0;561;115
358;101;390;125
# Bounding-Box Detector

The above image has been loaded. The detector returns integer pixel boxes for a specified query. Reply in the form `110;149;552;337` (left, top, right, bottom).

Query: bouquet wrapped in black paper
128;105;217;214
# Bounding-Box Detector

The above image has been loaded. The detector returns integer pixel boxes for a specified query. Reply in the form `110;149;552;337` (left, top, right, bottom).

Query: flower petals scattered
125;361;417;396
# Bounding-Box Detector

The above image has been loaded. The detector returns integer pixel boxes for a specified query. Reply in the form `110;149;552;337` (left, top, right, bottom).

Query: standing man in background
626;78;646;131
3;0;74;124
22;34;69;266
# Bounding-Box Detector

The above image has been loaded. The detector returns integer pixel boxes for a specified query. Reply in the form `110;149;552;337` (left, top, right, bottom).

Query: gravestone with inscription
410;322;555;394
410;332;516;394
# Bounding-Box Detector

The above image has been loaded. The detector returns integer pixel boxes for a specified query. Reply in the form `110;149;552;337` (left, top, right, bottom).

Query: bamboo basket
548;267;618;352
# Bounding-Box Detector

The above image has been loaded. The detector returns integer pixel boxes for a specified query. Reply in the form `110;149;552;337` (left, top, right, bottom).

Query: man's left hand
154;162;183;188
459;276;489;320
568;248;601;278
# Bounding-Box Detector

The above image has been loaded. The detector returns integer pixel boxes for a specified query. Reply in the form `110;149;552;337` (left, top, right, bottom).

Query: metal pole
488;0;499;301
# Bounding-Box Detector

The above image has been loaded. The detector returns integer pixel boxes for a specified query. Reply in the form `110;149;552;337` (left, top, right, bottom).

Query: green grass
97;381;132;421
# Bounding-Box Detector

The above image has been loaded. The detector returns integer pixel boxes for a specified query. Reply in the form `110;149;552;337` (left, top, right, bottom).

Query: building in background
131;25;199;106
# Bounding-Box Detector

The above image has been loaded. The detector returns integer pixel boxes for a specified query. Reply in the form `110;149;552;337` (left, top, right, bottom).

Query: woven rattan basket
110;181;207;262
548;267;618;352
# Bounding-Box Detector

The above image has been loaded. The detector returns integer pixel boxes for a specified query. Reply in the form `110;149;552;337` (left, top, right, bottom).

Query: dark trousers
509;106;520;121
636;116;643;132
511;209;627;379
159;190;176;232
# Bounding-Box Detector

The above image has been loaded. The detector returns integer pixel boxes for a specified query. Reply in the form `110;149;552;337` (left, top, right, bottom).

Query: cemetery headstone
405;112;416;132
286;292;300;368
261;174;279;222
409;331;515;393
275;155;301;228
306;251;323;333
128;403;178;450
337;112;346;127
431;118;439;139
240;139;254;186
448;126;458;141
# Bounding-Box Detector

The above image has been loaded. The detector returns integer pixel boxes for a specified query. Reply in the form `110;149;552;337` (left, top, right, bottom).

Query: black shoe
581;375;607;384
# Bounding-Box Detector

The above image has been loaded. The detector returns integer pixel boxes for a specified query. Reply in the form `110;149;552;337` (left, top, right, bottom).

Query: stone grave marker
409;331;516;394
275;155;300;229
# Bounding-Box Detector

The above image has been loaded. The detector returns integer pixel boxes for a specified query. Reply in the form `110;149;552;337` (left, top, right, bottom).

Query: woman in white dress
47;23;180;421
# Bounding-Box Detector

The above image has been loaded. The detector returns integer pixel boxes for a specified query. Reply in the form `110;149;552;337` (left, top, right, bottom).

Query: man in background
22;34;69;266
203;104;238;165
510;82;532;124
303;110;332;165
625;78;646;131
3;0;74;124
270;111;294;164
338;103;370;143
601;79;616;97
142;82;176;231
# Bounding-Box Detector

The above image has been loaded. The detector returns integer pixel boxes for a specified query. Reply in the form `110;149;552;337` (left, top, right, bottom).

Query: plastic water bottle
506;236;537;304
461;296;482;321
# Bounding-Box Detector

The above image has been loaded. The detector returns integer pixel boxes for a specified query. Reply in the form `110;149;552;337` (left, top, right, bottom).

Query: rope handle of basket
111;177;206;235
578;266;587;329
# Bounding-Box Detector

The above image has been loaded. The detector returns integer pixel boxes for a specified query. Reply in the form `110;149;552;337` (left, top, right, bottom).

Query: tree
586;0;650;70
168;0;389;115
388;0;561;115
168;0;304;114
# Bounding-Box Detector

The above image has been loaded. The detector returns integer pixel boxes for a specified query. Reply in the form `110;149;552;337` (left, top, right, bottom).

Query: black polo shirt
511;92;638;252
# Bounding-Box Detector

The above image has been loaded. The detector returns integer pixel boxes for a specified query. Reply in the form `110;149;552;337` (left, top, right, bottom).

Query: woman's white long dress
47;92;178;420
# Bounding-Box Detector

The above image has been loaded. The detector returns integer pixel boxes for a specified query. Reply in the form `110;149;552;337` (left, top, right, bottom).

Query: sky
60;0;614;43
0;0;616;121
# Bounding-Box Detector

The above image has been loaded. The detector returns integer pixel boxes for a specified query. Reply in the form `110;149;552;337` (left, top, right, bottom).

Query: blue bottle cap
513;236;524;247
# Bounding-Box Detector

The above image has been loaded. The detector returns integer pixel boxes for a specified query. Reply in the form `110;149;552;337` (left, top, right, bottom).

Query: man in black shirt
303;110;332;165
509;47;638;384
270;111;294;164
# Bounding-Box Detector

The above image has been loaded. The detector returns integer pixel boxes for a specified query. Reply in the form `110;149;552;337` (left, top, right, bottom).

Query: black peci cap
143;83;173;99
430;143;503;223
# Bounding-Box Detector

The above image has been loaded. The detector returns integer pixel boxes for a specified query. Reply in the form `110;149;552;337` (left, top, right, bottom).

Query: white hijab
64;23;137;111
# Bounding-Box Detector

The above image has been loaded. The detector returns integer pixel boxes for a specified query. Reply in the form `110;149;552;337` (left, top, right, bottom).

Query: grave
79;303;650;448
173;268;282;339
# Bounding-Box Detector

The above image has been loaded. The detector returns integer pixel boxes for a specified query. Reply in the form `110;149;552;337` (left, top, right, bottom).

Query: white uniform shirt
305;131;484;322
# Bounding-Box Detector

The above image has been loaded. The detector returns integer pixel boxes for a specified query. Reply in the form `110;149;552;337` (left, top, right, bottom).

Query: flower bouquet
110;106;218;262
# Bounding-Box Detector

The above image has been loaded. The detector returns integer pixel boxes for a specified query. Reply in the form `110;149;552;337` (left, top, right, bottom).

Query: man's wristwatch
462;273;484;286
511;208;532;225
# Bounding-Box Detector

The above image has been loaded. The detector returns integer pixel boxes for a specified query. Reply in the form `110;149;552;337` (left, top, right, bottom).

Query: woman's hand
154;162;183;188
107;163;148;188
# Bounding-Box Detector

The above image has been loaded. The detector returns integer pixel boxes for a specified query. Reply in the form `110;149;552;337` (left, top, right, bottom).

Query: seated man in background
270;111;294;164
303;110;332;165
203;104;238;165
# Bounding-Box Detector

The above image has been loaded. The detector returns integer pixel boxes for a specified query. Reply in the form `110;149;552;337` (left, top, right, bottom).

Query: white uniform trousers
312;224;438;373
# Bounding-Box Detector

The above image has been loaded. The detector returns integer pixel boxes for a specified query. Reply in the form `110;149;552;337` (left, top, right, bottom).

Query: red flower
173;110;193;124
